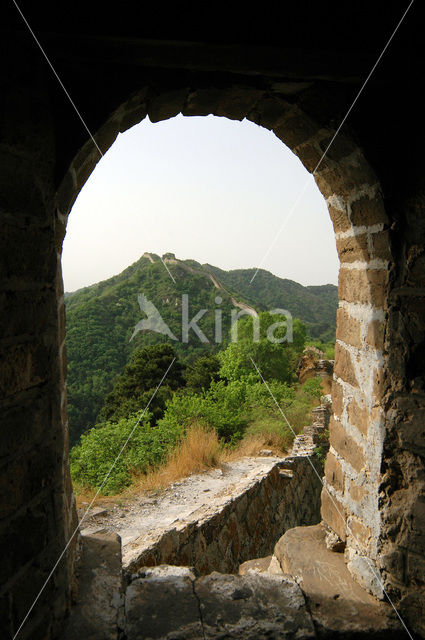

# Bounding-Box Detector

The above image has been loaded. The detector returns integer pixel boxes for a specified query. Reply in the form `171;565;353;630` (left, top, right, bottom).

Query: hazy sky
62;115;339;292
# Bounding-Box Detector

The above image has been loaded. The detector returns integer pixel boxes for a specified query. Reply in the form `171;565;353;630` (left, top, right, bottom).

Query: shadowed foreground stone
274;525;403;639
62;532;123;640
125;566;203;639
197;572;315;639
125;566;315;639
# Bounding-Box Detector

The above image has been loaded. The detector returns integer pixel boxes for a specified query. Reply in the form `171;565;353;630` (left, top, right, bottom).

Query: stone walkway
78;454;322;575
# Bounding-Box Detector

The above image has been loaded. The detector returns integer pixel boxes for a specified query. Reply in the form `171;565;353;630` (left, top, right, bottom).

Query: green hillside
204;265;338;342
65;254;337;445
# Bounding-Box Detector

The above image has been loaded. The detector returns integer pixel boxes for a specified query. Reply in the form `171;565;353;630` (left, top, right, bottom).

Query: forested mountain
204;265;338;342
65;253;337;445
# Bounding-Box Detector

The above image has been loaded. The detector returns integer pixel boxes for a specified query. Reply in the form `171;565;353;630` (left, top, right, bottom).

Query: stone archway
56;84;392;600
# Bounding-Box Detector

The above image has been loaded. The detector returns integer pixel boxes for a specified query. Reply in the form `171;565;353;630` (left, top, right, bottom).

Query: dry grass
132;424;291;494
130;423;222;493
74;423;293;503
74;486;123;509
222;431;289;462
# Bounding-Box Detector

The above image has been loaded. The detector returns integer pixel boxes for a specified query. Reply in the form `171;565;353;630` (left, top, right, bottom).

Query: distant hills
65;253;337;444
204;264;338;342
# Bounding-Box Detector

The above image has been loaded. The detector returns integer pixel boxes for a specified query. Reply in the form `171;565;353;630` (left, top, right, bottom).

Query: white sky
62;114;339;292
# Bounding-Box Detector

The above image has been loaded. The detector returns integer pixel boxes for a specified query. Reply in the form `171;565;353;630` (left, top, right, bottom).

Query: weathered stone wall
321;186;392;597
0;47;78;639
125;455;322;576
377;189;425;633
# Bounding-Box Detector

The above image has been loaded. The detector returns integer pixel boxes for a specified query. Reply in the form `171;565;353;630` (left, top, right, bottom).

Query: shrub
70;413;182;494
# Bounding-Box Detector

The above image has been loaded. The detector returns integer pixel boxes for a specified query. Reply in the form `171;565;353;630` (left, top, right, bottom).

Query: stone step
125;566;316;639
274;524;403;638
62;532;123;640
238;554;283;576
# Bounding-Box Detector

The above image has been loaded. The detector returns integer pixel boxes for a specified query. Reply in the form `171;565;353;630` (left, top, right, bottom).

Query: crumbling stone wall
125;455;322;576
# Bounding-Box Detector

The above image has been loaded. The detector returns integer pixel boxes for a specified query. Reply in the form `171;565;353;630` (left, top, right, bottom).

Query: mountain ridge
65;252;337;444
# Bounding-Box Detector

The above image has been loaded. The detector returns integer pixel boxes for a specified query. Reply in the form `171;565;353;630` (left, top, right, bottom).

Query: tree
184;354;221;392
98;343;185;424
218;312;307;383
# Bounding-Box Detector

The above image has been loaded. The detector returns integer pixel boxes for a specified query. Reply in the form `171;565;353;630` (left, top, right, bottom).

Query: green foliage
184;354;221;392
70;413;183;494
218;312;307;383
302;377;323;401
313;429;330;471
159;379;249;442
204;264;337;342
98;344;184;424
159;377;318;449
71;376;323;495
66;254;337;445
66;257;239;443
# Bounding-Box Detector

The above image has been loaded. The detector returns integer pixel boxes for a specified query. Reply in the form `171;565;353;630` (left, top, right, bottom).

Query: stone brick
0;444;59;520
348;516;372;548
318;133;358;162
246;94;291;130
215;87;264;121
347;397;369;436
74;151;101;193
338;267;388;308
9;562;57;634
349;482;367;503
148;88;189;123
273;113;318;148
313;172;334;199
0;289;55;340
371;230;391;261
407;251;425;287
0;594;11;639
125;457;322;576
336;308;362;348
329;417;366;473
118;88;149;133
0;392;52;461
315;158;376;198
0;504;55;586
0;223;56;285
366;319;385;350
373;367;386;402
182;87;223;116
293;140;323;173
0;342;51;397
396;394;425;458
321;487;347;542
328;206;351;232
336;234;370;263
94;120;120;156
0;150;48;220
56;170;76;216
350;195;388;227
325;452;344;493
334;342;358;388
332;381;344;418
